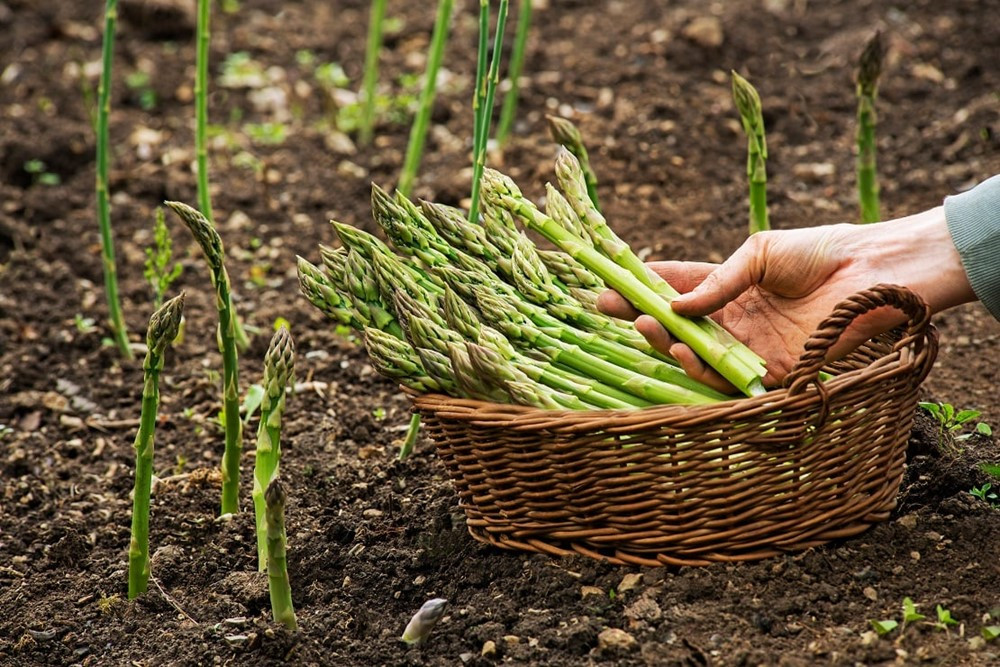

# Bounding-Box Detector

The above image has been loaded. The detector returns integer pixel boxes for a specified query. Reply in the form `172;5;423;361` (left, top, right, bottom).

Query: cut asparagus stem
252;326;295;572
731;71;769;235
856;31;884;224
264;479;297;631
128;293;185;599
481;169;767;397
166;201;245;514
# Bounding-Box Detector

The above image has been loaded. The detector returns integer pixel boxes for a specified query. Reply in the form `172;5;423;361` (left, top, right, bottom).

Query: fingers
635;316;738;394
671;234;766;317
596;260;717;319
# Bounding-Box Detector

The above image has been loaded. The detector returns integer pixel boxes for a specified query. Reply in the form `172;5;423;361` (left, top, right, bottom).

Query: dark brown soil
2;0;1000;665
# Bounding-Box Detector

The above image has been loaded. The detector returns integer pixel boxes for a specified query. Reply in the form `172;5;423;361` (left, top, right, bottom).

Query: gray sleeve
944;175;1000;320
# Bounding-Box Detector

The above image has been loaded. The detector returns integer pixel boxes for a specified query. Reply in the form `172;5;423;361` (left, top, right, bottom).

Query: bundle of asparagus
299;152;767;410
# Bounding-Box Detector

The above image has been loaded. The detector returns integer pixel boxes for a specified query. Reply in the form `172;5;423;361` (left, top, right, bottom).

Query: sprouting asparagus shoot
399;412;421;461
401;598;448;645
359;0;387;146
128;293;185;599
95;0;133;360
195;0;213;223
265;479;297;631
253;326;295;571
856;30;884;224
731;71;769;235
495;0;533;147
398;0;455;195
166;201;244;516
547;116;600;211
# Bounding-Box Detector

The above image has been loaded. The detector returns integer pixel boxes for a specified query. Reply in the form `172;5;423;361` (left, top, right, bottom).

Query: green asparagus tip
264;477;286;513
165;201;223;270
857;30;884;95
400;598;448;645
147;292;186;356
480;168;522;207
265;326;295;389
546;115;584;147
730;71;763;125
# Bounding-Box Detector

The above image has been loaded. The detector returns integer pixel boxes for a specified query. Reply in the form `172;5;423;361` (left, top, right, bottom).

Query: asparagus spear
166;201;244;514
731;71;769;234
398;412;421;460
469;0;510;222
343;250;403;334
480;168;767;397
318;244;348;286
547;116;600;211
448;341;510;402
495;0;533;147
264;479;297;631
363;327;456;394
856;31;884;224
252;326;295;572
128;293;185;599
359;0;387;146
296;256;366;330
464;342;589;409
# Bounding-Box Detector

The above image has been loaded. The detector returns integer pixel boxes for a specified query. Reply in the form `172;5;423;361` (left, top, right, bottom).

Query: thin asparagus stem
856;31;884;224
398;0;454;195
547;116;600;211
469;0;510;222
166;201;244;514
731;71;769;234
264;479;297;631
195;0;213;223
252;326;295;572
398;412;421;460
95;0;133;359
128;293;185;599
495;0;532;146
359;0;387;146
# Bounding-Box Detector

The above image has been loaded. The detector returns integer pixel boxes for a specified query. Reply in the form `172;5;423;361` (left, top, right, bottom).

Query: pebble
792;162;836;183
502;635;520;645
682;17;724;48
862;586;878;602
896;514;918;529
618;573;642;593
363;508;383;518
481;640;497;656
598;628;637;651
580;586;604;598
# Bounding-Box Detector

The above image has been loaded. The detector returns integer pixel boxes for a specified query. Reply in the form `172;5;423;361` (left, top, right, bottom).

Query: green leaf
953;409;981;427
902;597;925;624
942;403;955;424
241;384;265;425
935;605;958;627
981;463;1000;480
983;625;1000;641
977;422;993;436
869;619;898;636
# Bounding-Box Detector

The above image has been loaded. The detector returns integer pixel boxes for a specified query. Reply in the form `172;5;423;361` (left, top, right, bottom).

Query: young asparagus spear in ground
253;326;295;571
731;71;769;234
547;116;600;211
166;201;243;515
856;31;884;224
265;479;297;631
128;293;185;599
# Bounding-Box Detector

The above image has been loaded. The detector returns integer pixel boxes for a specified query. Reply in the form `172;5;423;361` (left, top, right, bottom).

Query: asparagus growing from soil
401;598;448;645
264;479;297;631
253;327;295;571
166;201;244;514
398;0;454;195
731;71;769;234
547;116;600;211
495;0;533;146
359;0;387;146
95;0;132;359
398;412;421;460
128;293;185;599
469;0;510;222
856;31;884;224
481;168;767;396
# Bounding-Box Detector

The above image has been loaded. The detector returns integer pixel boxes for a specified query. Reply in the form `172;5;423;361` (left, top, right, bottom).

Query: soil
2;0;999;665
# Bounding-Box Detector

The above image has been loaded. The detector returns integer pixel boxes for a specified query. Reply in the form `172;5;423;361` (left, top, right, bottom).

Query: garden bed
1;0;999;664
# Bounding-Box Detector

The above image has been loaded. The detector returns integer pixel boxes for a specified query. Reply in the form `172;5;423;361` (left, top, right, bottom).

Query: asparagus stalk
856;31;884;224
331;219;445;295
474;289;721;405
318;244;348;287
398;0;454;195
448;341;510;402
469;0;510;222
95;0;133;359
195;0;213;223
264;479;297;631
464;342;588;409
359;0;387;146
297;256;364;329
344;250;405;333
495;0;533;146
166;201;244;514
128;293;185;599
481;169;767;396
363;327;456;394
398;412;421;461
401;598;448;645
252;326;295;572
731;71;769;234
547;116;600;211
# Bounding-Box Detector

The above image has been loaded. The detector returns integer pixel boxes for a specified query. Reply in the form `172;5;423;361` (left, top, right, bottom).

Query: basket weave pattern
411;285;938;566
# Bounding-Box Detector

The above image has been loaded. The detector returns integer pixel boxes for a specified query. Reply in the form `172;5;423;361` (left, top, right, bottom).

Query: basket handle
783;283;931;396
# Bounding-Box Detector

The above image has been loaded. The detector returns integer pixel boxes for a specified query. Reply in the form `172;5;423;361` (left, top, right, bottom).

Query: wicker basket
409;284;938;566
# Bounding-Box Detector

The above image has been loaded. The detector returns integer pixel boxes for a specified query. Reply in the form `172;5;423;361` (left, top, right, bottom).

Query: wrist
859;207;976;313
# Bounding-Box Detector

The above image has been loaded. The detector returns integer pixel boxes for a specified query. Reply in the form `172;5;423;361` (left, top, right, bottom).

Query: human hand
598;207;974;392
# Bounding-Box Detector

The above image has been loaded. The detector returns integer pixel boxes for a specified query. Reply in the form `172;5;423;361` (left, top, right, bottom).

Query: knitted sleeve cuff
944;175;1000;321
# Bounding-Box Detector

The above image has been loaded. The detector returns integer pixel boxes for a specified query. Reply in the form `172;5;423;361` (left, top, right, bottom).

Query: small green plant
125;70;156;110
869;619;898;636
732;71;769;235
919;402;990;443
934;605;959;632
74;314;97;334
128;294;185;599
24;160;61;186
243;122;287;146
902;596;925;626
983;624;1000;641
372;406;386;420
970;482;998;504
144;207;183;308
981;462;1000;479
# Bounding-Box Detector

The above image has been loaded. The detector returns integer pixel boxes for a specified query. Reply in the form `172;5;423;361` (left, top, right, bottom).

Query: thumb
671;235;765;316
